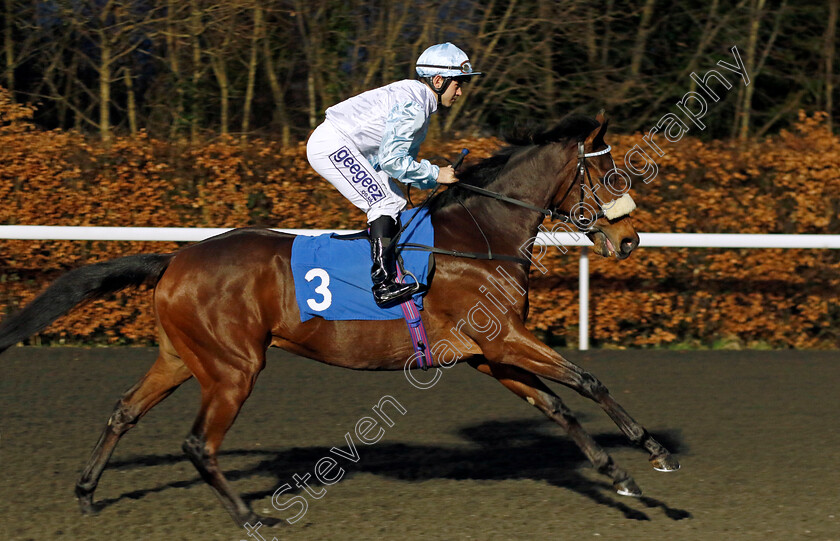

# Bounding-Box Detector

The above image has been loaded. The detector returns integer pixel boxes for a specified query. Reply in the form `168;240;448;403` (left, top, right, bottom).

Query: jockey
307;43;481;307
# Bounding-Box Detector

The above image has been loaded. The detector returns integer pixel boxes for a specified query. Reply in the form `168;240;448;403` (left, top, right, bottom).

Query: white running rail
3;226;840;351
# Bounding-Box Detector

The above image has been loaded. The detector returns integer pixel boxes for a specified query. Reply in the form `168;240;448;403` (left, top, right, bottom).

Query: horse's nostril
620;238;636;253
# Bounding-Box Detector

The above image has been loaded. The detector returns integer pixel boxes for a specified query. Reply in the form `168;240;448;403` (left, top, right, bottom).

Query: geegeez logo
330;147;375;188
328;146;385;204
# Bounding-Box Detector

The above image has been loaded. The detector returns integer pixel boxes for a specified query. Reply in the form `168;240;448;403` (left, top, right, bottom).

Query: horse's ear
588;110;609;148
595;109;606;125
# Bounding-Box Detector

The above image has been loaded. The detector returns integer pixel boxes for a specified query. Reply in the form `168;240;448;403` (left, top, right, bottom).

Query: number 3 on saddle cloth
290;207;435;369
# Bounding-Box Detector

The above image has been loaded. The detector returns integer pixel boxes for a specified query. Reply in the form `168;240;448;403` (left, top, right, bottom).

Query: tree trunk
444;0;518;133
540;0;556;121
73;53;83;132
99;30;111;144
59;53;77;129
4;0;14;97
631;0;731;131
731;84;744;139
826;0;838;133
210;56;229;135
294;0;319;129
381;4;409;86
600;0;614;66
408;7;436;80
360;7;387;91
382;4;396;85
125;67;137;136
603;0;657;111
629;0;656;78
190;0;203;143
306;70;317;129
739;0;766;140
260;5;291;147
584;2;598;65
241;5;261;138
167;0;184;139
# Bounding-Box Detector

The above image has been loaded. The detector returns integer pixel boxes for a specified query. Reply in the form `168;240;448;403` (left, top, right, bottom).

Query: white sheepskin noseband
602;193;636;220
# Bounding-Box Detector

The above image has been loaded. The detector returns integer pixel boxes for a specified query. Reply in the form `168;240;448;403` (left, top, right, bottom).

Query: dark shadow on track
98;419;690;521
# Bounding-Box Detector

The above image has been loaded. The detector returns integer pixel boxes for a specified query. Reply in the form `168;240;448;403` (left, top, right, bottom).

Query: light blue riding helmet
415;43;482;79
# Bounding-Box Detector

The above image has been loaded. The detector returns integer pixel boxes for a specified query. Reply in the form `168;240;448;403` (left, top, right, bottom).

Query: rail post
579;246;589;351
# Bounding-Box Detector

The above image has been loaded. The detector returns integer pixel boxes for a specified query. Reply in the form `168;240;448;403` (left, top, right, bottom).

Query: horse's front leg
468;357;642;496
481;321;680;472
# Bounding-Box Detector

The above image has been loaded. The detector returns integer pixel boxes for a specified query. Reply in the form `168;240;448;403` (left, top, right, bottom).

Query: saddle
290;207;435;368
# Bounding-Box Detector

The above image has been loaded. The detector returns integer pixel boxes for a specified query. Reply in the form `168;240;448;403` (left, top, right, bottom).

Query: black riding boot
368;216;416;307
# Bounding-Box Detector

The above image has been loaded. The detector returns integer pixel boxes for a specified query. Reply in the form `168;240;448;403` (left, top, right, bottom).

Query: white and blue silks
307;80;440;222
374;100;439;189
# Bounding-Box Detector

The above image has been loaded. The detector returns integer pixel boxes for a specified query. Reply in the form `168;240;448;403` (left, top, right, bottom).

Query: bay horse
0;112;678;527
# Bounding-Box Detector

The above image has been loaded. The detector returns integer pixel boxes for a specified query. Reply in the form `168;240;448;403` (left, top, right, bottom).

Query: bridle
454;141;615;231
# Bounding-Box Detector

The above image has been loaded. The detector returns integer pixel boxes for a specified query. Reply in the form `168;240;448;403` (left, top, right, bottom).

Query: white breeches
306;121;407;223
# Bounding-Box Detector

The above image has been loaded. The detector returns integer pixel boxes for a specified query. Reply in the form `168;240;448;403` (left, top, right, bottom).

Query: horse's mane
428;114;600;214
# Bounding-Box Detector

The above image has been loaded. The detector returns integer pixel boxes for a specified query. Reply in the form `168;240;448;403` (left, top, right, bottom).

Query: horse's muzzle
588;230;639;260
619;234;640;258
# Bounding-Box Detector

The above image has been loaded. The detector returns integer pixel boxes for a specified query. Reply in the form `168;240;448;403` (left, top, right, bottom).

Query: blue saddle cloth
290;207;433;322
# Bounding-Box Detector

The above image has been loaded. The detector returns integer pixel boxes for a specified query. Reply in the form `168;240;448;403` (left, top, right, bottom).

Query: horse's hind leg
468;358;641;496
180;357;279;527
484;321;679;472
181;373;274;527
160;325;276;527
76;339;192;513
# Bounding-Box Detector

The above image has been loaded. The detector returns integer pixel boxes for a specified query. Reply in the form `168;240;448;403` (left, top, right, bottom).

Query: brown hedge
1;88;838;349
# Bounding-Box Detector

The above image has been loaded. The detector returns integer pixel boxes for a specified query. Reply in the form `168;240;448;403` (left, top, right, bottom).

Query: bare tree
164;0;190;138
189;0;204;141
52;1;164;142
291;0;328;129
737;0;786;140
3;0;40;98
122;66;137;135
260;1;297;146
205;3;237;135
3;0;836;142
444;0;523;133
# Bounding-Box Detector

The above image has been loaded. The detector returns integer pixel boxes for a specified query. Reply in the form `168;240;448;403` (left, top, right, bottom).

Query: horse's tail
0;253;173;353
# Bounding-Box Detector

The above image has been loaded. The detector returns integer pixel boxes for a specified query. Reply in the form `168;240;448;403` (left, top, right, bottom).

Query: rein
395;180;533;266
393;142;615;267
455;143;613;229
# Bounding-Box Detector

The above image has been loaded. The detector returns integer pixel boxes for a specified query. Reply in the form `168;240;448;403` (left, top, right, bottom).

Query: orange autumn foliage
1;88;839;349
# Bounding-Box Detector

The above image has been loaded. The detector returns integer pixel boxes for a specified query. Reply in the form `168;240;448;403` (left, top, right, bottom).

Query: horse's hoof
651;453;681;472
614;478;642;497
241;514;284;528
78;498;101;516
257;515;284;527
